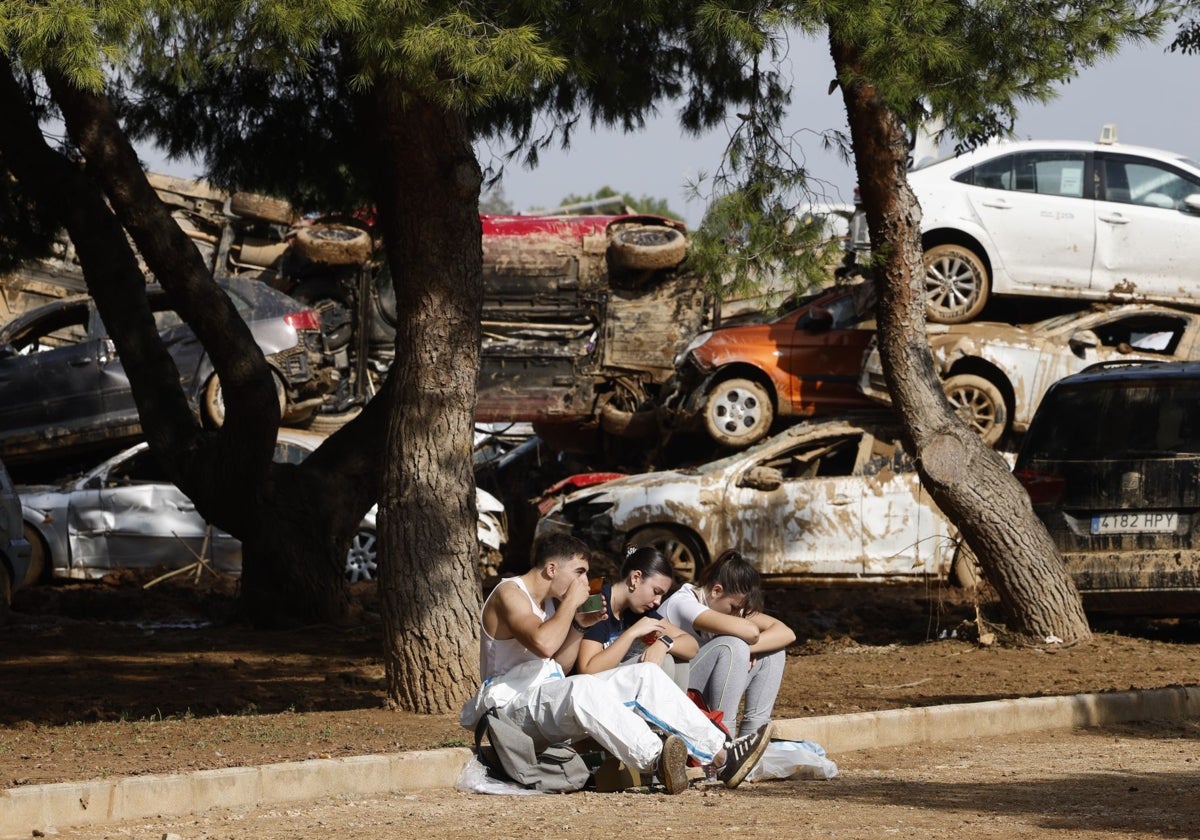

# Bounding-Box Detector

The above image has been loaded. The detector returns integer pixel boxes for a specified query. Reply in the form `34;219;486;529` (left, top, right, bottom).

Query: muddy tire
345;528;377;583
629;525;708;584
704;377;774;448
951;540;983;590
302;406;362;435
608;225;687;272
943;373;1008;447
229;192;295;225
22;524;46;587
203;370;287;429
292;224;373;266
924;244;989;324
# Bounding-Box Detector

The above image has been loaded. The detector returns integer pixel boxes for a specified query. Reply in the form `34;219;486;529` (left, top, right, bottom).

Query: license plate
1091;512;1178;534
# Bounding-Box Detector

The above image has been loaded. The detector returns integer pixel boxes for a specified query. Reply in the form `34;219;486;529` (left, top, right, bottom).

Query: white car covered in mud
19;429;506;585
536;420;962;585
859;304;1200;447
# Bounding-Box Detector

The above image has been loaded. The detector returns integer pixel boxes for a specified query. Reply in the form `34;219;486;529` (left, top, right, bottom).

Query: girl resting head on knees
659;549;797;738
575;546;699;679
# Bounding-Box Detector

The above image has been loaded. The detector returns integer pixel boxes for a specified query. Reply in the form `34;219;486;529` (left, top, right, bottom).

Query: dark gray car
0;276;333;466
1014;359;1200;615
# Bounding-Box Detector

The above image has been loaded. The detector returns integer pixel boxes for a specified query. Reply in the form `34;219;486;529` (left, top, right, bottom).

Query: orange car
670;281;881;447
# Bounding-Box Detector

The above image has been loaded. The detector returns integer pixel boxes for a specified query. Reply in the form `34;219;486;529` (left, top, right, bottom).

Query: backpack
473;707;591;793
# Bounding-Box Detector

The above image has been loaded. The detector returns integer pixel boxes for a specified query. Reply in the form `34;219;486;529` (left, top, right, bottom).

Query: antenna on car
1099;124;1118;144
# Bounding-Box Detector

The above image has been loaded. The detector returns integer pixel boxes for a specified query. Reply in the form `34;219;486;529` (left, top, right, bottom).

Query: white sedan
859;303;1200;447
19;429;506;584
536;420;960;585
905;134;1200;323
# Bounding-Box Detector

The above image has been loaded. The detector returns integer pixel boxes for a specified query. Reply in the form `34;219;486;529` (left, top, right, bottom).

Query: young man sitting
460;533;771;793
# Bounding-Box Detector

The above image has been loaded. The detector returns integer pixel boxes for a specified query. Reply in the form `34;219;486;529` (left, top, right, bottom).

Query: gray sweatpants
686;635;786;738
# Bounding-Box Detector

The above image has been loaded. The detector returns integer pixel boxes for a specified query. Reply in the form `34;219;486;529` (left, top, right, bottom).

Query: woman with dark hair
659;549;796;738
575;546;698;685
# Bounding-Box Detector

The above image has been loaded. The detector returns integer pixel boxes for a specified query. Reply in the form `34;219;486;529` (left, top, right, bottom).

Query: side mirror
1068;329;1100;358
738;465;783;492
797;307;834;332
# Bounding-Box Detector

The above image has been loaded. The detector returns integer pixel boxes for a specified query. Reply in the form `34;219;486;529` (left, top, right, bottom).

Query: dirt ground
2;570;1199;796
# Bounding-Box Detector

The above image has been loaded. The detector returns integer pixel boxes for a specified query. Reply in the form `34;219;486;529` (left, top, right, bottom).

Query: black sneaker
719;722;772;789
657;734;689;794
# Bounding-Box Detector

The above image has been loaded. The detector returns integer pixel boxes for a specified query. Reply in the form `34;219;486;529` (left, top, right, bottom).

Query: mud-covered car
18;429;507;585
859;304;1200;447
0;276;333;466
1013;360;1200;615
0;456;31;621
535;419;960;584
667;281;880;449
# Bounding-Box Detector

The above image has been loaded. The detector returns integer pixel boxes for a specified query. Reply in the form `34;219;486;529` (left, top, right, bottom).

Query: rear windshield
1022;380;1200;461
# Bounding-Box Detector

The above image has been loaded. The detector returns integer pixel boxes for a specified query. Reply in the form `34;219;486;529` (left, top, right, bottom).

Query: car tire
629;525;708;583
703;377;774;448
229;192;295;225
608;225;687;272
292;223;373;266
943;373;1008;447
951;540;983;590
302;406;362;435
22;524;46;587
203;370;287;429
345;527;377;583
924;244;989;324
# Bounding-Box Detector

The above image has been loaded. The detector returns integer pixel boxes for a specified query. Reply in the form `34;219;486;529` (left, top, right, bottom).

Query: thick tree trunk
356;86;484;713
2;61;374;627
829;37;1091;644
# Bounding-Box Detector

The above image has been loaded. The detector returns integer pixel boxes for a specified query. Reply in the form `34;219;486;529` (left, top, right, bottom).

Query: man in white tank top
461;533;772;792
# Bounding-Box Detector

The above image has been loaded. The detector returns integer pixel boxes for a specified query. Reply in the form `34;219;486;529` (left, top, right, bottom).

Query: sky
148;31;1196;229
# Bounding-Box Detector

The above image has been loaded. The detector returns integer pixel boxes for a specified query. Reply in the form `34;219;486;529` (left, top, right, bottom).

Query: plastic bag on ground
455;755;545;795
744;739;839;782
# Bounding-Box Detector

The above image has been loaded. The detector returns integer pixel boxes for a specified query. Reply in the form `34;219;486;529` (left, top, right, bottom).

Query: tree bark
2;60;376;626
828;36;1091;644
356;83;484;714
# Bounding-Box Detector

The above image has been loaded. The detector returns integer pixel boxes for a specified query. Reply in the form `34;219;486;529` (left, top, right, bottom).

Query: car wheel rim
345;530;377;583
926;255;978;315
711;388;762;438
948;386;996;435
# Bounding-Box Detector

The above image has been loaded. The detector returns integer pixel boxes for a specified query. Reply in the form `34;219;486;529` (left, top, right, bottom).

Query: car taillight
1014;468;1066;505
284;309;322;331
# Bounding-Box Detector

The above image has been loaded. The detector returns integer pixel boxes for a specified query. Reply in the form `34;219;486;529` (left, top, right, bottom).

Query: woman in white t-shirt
659;550;796;738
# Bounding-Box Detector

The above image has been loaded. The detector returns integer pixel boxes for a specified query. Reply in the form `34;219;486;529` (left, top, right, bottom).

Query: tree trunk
828;37;1091;644
2;60;375;627
356;85;484;713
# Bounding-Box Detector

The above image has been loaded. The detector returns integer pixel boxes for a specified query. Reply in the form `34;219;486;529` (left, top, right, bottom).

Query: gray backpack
473;707;591;792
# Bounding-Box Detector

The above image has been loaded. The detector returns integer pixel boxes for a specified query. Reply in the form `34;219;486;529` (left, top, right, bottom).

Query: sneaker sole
659;734;689;794
723;722;773;789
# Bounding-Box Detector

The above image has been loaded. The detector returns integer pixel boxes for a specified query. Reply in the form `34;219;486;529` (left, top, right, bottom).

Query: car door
0;300;104;443
779;285;877;414
1092;154;1200;298
722;430;869;576
963;150;1095;291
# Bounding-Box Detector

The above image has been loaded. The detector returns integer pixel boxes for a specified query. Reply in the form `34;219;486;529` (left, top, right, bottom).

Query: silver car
536;419;960;584
19;429;506;584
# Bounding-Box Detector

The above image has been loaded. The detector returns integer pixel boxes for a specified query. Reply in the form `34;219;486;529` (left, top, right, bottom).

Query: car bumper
1065;549;1200;616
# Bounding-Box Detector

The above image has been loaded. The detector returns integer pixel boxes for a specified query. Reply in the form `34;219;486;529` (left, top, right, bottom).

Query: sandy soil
2;571;1198;795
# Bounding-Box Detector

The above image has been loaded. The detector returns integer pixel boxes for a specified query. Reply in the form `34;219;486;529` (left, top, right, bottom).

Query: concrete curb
4;685;1198;839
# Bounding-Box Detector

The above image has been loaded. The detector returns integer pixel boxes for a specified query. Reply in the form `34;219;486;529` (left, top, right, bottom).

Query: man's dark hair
532;533;591;569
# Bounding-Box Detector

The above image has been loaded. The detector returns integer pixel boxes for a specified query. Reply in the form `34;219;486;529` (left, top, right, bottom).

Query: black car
0;276;333;467
1014;360;1200;615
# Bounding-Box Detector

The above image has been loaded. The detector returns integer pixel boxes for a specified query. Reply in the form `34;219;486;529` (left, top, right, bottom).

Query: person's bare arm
493;584;578;659
577;615;667;674
746;612;796;654
691;609;761;645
